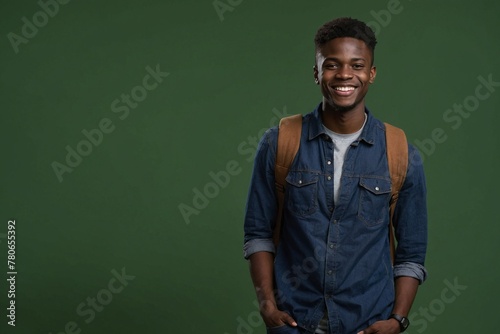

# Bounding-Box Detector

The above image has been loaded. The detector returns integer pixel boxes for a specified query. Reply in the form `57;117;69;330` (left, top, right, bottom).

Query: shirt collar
308;102;377;145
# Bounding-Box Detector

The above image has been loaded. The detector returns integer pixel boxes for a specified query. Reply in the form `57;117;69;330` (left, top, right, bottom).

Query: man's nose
335;66;353;79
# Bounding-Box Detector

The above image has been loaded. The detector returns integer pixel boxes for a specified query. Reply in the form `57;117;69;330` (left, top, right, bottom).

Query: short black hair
314;17;377;63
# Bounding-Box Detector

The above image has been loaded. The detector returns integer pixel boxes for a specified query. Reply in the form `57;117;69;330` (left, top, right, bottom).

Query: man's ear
313;65;319;84
369;66;377;84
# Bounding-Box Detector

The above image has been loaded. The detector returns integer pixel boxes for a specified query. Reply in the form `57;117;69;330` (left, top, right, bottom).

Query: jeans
266;325;302;334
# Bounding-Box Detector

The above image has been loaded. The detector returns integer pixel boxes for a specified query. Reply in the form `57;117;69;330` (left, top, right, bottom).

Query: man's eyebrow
323;57;367;62
323;57;340;62
325;57;367;63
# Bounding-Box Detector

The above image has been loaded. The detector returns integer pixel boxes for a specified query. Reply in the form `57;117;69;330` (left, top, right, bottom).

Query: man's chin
334;105;356;113
325;100;357;113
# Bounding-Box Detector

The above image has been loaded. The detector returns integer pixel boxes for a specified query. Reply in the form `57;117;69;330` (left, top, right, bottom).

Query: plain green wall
1;0;499;333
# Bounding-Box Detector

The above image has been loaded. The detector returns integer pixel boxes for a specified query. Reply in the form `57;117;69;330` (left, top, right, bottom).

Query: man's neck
321;102;366;134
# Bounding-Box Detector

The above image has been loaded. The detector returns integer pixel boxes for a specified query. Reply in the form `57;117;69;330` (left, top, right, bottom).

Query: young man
243;17;428;334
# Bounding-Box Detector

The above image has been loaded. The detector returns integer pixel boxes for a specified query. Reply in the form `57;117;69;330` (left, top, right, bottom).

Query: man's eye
325;64;338;69
353;64;364;69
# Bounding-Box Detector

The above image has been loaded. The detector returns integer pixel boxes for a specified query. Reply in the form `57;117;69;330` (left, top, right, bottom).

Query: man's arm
357;277;418;334
244;129;297;328
359;145;428;334
392;276;419;316
248;252;297;328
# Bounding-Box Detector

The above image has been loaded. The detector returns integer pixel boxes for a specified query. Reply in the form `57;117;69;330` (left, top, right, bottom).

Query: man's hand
357;319;400;334
248;252;298;328
260;302;298;328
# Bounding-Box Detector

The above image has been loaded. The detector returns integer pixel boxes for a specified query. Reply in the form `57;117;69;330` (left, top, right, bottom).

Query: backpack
272;114;408;264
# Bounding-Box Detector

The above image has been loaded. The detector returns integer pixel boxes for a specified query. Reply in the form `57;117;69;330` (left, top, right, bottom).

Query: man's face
314;37;376;113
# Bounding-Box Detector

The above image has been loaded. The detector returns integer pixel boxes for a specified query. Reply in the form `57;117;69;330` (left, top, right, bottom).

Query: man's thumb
282;313;297;327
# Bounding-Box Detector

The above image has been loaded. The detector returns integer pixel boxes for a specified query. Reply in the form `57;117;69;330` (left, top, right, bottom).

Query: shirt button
328;270;333;275
329;243;334;249
298;180;302;184
327;160;332;165
375;186;380;191
327;176;332;180
333;219;338;224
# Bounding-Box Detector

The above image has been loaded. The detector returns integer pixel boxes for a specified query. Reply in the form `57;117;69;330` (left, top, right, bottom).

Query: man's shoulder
366;111;386;130
377;118;424;167
266;112;310;140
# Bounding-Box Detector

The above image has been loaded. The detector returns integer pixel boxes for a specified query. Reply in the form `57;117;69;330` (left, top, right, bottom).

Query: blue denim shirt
243;104;428;334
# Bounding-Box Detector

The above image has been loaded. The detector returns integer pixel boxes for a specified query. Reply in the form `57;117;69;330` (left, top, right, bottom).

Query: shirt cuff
393;261;428;284
243;238;275;259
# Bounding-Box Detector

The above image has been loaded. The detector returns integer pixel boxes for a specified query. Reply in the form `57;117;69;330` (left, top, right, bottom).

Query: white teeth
334;86;355;91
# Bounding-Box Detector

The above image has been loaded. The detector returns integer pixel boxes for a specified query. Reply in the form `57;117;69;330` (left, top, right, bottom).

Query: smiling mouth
331;86;357;97
333;86;356;92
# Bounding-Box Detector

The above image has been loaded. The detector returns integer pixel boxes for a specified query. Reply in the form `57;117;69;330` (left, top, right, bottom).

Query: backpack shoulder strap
273;114;302;248
384;122;408;264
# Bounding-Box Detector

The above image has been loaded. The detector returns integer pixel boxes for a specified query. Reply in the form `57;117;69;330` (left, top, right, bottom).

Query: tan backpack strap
273;114;303;248
385;122;408;265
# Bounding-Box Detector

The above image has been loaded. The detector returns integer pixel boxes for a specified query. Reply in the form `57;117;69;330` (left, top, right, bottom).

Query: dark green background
1;0;498;333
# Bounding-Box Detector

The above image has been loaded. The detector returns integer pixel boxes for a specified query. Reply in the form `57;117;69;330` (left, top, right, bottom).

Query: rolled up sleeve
393;145;429;282
243;128;279;259
243;238;275;259
393;261;428;284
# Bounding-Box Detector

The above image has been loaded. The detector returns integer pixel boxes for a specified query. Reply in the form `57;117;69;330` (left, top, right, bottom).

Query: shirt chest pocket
285;171;319;216
357;177;392;227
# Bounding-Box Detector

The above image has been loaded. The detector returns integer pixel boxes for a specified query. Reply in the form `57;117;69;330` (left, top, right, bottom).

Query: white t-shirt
322;114;367;204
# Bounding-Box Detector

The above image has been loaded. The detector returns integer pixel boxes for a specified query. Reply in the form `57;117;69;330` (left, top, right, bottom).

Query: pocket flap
285;171;318;187
359;177;391;195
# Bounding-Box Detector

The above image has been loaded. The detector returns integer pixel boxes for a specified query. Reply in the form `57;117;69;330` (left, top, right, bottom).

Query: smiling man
243;17;428;334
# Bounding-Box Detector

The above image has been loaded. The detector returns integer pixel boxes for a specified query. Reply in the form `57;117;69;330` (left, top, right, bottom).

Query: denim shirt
243;104;428;334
